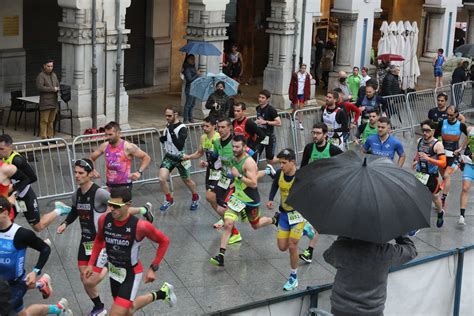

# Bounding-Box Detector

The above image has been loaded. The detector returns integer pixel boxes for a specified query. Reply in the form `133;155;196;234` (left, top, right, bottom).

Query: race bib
97;248;108;268
261;136;269;145
16;200;27;213
288;211;304;225
214;158;222;170
415;172;429;185
445;150;454;158
227;196;246;212
209;169;221;181
217;176;231;189
83;241;94;256
108;263;127;284
181;160;192;170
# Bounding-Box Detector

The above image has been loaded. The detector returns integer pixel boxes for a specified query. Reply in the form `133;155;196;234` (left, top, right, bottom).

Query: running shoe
160;199;174;211
38;273;53;299
458;215;466;226
299;249;313;263
160;282;177;307
89;305;107;316
190;195;200;211
213;218;224;229
408;229;420;237
58;298;73;316
298;122;304;130
303;222;315;240
436;210;445;228
43;238;52;247
273;212;280;227
55;201;72;215
143;202;154;223
228;232;242;245
265;164;276;177
283;275;298;291
209;254;224;267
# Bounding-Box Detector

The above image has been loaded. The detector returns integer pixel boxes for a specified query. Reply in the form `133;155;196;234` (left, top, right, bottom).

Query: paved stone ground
16;128;474;315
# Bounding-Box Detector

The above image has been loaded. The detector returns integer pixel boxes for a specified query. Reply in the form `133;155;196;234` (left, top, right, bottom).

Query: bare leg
109;304;129;316
182;178;197;195
250;216;273;229
206;191;218;211
79;265;107;300
288;238;300;269
460;180;472;209
433;193;443;212
159;168;171;195
220;218;235;249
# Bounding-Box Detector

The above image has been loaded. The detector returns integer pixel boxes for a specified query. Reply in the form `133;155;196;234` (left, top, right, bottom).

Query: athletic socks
290;268;297;278
165;193;173;202
461;208;466;217
437;211;444;219
219;248;226;256
192;193;199;201
151;290;167;301
231;226;239;235
307;246;314;255
47;305;62;315
91;296;104;309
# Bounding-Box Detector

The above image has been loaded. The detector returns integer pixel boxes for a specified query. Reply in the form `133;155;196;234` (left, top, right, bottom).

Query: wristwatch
238;174;243;180
150;264;160;272
138;169;143;175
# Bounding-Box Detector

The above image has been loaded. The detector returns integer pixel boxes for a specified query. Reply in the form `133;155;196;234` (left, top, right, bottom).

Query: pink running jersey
104;140;132;185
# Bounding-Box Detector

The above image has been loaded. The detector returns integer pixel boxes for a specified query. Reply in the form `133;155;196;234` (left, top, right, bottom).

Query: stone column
183;0;229;119
464;3;474;44
58;0;131;135
263;0;297;110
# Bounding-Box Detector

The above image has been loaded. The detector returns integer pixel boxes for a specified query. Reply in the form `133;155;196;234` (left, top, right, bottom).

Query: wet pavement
16;128;474;315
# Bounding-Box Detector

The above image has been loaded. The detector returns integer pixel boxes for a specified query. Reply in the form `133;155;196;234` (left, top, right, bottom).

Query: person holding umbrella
205;81;234;120
182;54;200;123
413;120;447;228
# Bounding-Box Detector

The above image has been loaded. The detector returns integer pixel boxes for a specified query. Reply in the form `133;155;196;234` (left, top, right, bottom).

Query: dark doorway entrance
124;0;147;90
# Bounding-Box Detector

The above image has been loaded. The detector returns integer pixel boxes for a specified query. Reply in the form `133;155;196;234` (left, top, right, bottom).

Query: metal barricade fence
406;89;436;128
452;81;474;114
292;106;322;163
72;128;163;187
435;84;453;105
382;94;415;136
13;138;75;201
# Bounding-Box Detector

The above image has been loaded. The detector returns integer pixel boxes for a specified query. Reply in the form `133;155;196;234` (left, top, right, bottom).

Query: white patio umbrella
394;21;406;78
401;21;413;90
410;22;421;88
378;21;390;55
388;22;398;56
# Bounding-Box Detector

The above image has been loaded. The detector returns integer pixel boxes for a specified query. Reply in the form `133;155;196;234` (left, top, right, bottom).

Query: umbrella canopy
411;22;421;87
394;21;406;76
286;151;432;243
190;72;239;101
376;53;405;62
388;21;398;55
401;21;413;90
179;41;222;56
377;21;390;55
454;44;474;58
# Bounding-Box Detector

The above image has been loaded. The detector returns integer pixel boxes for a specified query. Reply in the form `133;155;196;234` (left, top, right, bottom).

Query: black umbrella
454;44;474;58
286;151;432;243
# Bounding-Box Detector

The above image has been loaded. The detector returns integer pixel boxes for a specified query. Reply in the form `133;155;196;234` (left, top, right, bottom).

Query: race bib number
97;248;108;268
181;159;192;170
108;263;127;284
288;211;304;225
83;241;94;256
217;176;231;189
227;196;246;212
209;169;221;181
415;172;429;185
261;136;269;145
445;150;454;158
16;200;27;213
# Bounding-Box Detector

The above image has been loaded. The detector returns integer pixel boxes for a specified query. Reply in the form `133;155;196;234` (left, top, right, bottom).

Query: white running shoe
458;215;466;226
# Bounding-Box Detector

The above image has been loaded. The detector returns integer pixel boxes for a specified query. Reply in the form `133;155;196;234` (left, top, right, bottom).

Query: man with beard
301;122;343;168
320;91;349;150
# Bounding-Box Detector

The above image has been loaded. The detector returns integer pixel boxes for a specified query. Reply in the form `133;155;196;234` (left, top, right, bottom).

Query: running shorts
8;276;27;313
205;167;219;191
224;195;261;225
160;154;190;179
17;188;40;226
463;164;474;182
110;268;143;309
257;134;276;161
78;238;108;271
426;174;441;194
277;210;305;240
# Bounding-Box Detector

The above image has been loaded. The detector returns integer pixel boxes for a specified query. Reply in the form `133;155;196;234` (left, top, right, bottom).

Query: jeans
184;91;195;122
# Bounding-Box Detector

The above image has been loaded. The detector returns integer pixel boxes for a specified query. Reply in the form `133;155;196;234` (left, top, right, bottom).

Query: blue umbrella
179;41;221;56
190;73;239;101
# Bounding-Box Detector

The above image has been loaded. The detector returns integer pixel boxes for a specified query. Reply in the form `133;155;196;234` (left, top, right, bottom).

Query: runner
333;87;361;129
321;91;349;150
158;106;200;211
0;152;27;221
56;158;110;315
90;121;154;222
0;196;54;314
434;105;469;208
356;81;388;122
356;109;379;145
363;117;406;167
412;120;447;228
232;102;266;160
210;118;242;244
458;124;474;225
428;92;466;126
183;116;220;211
83;187;176;315
299;122;342;262
300;122;343;168
255;89;281;164
209;135;277;267
19;298;72;315
266;148;316;291
0;134;72;232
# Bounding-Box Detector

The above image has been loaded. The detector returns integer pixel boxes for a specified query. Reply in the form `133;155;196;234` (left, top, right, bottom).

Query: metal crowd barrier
452;81;474;114
406;89;437;128
12;138;75;201
71;128;163;187
292;106;323;163
382;94;415;136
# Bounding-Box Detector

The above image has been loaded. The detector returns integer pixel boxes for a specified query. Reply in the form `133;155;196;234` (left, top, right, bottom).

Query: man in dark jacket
182;54;200;123
205;81;233;120
381;65;402;96
324;236;417;316
451;61;468;84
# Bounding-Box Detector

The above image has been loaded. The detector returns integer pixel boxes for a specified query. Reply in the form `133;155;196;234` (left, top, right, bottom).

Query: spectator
289;63;311;130
36;59;59;141
356;80;388;121
433;48;446;88
223;44;244;82
256;90;281;164
381;65;403;97
312;37;325;80
376;60;390;89
182;54;200;123
333;87;361;129
347;67;362;102
205;81;234;120
451;60;469;84
324;236;417;316
334;71;352;101
321;42;335;89
360;67;371;87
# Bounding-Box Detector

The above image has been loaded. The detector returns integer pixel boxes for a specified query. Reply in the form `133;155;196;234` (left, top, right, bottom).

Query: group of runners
1;87;472;314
